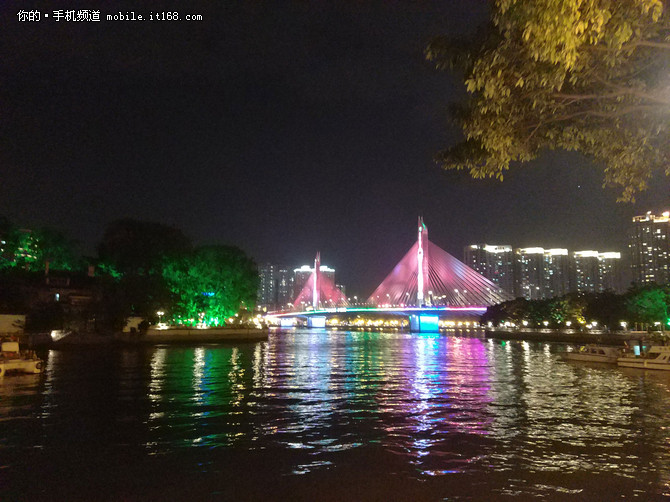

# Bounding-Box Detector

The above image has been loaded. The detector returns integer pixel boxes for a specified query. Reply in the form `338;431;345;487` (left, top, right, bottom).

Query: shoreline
484;328;648;345
118;327;268;344
13;327;269;348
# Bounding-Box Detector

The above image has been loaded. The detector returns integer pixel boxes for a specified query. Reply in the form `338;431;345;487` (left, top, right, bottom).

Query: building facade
464;244;514;295
257;263;294;311
257;263;277;310
543;249;570;298
598;252;622;292
275;266;294;309
514;247;545;300
630;211;670;285
572;251;599;293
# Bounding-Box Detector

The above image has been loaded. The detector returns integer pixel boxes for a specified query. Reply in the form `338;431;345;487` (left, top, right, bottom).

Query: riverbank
485;328;648;345
117;327;268;344
12;327;268;348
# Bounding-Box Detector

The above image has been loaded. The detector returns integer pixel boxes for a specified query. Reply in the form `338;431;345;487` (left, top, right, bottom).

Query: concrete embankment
117;327;268;344
12;327;268;348
485;329;647;345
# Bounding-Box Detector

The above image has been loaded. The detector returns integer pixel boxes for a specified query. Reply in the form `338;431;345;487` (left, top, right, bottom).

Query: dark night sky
2;1;668;296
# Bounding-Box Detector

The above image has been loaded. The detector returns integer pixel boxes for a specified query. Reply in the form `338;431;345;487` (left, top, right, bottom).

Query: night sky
2;1;668;296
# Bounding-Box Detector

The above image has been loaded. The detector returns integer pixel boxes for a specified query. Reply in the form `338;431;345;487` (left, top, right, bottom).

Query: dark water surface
2;329;670;501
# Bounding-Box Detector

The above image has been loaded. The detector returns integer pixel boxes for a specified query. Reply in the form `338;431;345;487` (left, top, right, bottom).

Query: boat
617;345;670;371
0;341;44;377
561;344;621;364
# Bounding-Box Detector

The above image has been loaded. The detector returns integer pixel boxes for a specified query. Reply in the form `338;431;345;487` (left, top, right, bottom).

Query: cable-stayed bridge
268;218;513;331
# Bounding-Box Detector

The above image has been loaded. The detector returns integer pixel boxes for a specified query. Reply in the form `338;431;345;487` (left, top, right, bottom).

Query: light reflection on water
1;329;670;500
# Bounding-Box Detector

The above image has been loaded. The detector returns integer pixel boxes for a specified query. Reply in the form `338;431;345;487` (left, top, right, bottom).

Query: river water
2;329;670;501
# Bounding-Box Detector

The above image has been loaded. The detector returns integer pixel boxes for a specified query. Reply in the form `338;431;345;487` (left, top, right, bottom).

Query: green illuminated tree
626;284;670;329
426;0;670;201
33;227;80;271
95;219;192;323
0;220;79;272
162;245;259;325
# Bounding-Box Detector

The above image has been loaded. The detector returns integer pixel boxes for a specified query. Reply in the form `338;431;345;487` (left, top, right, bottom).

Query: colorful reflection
4;330;670;500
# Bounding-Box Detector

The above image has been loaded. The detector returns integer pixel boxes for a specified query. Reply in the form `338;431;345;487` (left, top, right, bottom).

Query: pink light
368;219;513;307
292;254;348;311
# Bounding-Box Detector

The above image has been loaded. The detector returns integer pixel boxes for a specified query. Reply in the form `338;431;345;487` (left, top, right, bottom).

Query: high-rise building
257;263;295;311
257;263;277;310
544;249;570;297
573;251;599;293
598;252;622;292
275;266;294;309
464;244;514;295
630;211;670;285
514;247;545;299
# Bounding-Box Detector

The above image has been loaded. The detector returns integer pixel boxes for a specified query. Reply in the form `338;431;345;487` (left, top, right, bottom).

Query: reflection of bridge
269;219;513;332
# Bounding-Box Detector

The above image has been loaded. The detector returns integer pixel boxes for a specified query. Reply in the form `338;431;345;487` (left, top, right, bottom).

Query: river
2;329;670;500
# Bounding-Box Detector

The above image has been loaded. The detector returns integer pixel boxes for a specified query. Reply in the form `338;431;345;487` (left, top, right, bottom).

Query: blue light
409;314;439;332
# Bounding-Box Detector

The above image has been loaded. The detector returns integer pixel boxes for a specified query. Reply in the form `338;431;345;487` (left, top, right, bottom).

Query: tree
33;227;80;271
426;0;670;201
95;219;192;325
626;284;670;329
0;220;80;272
162;245;259;326
583;290;627;330
0;216;17;269
97;219;191;275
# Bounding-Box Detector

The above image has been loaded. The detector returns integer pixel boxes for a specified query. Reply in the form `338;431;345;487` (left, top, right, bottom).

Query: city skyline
3;2;669;296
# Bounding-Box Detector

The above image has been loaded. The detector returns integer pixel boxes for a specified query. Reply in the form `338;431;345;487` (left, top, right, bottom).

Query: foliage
97;218;191;275
485;283;670;331
0;217;80;272
94;219;192;327
162;245;259;325
33;227;81;271
426;0;670;201
626;283;670;326
583;290;627;329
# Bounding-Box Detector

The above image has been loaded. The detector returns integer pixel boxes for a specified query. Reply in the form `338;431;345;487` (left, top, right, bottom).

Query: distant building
598;252;622;293
573;251;600;293
464;244;514;295
630;210;670;285
275;266;294;309
544;249;570;297
514;247;545;299
257;263;295;311
257;263;277;310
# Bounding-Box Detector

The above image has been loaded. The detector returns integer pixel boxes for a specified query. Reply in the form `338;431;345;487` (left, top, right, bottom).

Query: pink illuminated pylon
368;219;513;307
292;253;348;310
313;252;320;309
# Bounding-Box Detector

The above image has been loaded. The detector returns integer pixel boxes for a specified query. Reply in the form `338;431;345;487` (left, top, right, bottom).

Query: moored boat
617;345;670;371
0;341;44;377
561;345;621;364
